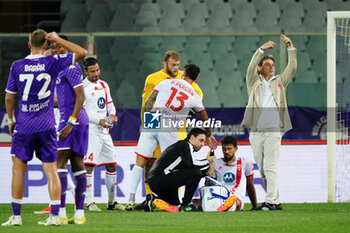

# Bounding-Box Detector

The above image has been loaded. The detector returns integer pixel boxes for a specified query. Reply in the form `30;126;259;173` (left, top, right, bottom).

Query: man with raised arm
242;34;297;211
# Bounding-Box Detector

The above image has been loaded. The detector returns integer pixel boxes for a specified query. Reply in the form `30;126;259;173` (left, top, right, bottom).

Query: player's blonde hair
163;50;180;62
29;29;47;48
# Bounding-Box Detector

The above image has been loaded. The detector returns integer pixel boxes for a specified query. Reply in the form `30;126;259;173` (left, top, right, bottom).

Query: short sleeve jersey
152;79;204;128
213;156;254;202
55;62;89;129
5;53;75;134
142;69;203;104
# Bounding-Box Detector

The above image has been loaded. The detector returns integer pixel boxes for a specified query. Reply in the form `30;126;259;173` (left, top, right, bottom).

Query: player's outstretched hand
281;34;293;48
207;135;217;150
59;124;73;139
45;32;59;42
260;41;276;51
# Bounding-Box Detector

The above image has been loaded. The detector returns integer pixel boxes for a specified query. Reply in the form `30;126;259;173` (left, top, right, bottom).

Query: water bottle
106;115;114;127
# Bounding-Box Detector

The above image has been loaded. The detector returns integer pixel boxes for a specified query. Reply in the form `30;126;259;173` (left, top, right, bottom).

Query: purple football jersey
56;62;89;130
5;53;74;134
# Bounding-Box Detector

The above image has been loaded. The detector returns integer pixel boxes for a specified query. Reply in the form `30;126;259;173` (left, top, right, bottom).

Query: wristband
67;116;77;125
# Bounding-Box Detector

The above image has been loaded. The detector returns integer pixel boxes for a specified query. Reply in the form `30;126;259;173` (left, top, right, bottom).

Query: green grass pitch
0;203;350;233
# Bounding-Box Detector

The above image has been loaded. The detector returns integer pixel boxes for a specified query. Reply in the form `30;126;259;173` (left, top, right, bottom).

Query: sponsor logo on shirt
223;172;235;184
97;97;106;109
21;99;50;112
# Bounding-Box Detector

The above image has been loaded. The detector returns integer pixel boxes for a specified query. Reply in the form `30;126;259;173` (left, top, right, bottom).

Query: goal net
327;12;350;202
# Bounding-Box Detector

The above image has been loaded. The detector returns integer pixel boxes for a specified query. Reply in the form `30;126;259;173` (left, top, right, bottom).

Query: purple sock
11;202;22;216
50;203;60;216
58;171;68;208
75;171;87;210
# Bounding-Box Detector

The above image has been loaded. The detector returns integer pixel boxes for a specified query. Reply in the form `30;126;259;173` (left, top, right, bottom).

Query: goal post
327;11;337;203
327;11;350;203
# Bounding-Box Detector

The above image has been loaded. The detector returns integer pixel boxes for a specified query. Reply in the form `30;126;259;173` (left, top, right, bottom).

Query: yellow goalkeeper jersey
142;69;203;105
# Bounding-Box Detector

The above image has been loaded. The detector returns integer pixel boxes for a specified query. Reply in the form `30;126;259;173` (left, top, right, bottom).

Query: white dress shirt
256;75;282;131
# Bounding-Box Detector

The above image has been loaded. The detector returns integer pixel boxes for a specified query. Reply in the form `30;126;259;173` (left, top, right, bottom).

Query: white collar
25;54;44;59
259;75;276;83
187;141;195;155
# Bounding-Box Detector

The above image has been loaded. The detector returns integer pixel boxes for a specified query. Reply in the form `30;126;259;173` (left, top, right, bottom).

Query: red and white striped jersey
83;78;115;134
212;155;254;202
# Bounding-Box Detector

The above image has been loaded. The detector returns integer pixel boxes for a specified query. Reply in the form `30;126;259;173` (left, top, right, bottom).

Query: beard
223;155;234;163
165;67;177;77
88;76;99;82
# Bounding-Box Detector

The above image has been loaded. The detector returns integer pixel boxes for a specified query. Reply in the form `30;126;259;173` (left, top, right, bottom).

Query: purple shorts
57;124;89;156
11;128;57;163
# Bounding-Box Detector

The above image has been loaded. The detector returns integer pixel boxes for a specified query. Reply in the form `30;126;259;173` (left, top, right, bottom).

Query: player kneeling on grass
147;128;216;212
202;136;258;211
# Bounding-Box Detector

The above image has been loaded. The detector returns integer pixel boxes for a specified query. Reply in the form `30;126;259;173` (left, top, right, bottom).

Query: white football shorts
84;132;116;166
135;131;179;159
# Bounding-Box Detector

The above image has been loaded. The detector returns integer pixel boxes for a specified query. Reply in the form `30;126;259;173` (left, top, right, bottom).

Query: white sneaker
37;216;60;226
125;201;136;211
107;201;125;210
86;202;101;211
2;216;22;226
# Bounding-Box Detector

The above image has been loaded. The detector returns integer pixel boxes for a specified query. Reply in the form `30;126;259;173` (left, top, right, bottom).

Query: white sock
105;172;117;205
129;165;143;202
49;214;58;219
86;174;93;205
59;207;66;218
67;174;76;197
74;209;84;219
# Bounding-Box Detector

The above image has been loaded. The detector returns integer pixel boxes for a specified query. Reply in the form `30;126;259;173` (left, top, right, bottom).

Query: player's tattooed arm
144;91;158;112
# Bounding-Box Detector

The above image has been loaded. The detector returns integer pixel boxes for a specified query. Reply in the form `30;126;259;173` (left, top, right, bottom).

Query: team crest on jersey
97;97;106;109
223;172;235;184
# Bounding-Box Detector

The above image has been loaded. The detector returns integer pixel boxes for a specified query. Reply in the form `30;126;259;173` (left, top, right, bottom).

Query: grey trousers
249;131;282;204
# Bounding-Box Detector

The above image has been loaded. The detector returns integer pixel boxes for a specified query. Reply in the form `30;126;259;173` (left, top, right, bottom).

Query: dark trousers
149;168;202;206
